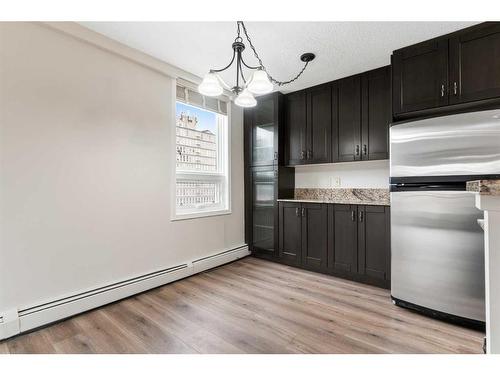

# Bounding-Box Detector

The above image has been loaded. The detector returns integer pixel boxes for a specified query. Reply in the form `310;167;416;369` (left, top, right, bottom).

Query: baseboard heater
0;245;249;340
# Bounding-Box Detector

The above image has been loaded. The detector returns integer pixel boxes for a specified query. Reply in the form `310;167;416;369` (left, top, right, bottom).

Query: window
173;98;229;219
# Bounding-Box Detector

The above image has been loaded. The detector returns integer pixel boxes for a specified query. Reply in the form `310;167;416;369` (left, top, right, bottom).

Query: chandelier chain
238;21;310;87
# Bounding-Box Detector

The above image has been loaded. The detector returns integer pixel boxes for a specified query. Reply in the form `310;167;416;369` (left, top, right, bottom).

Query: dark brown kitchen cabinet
278;202;303;265
334;67;391;163
279;202;390;288
301;203;328;270
244;92;294;259
328;204;357;273
284;91;307;165
328;204;390;287
279;202;328;269
361;66;391;160
392;40;449;115
357;205;391;286
392;22;500;119
285;84;332;165
306;84;332;164
335;75;361;162
449;23;500;105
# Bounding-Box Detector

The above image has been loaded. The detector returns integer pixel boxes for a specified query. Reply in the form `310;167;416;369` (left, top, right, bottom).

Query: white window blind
176;83;228;116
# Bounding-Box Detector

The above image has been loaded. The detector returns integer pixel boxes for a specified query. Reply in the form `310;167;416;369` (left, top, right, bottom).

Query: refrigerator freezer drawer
391;190;485;322
390;109;500;178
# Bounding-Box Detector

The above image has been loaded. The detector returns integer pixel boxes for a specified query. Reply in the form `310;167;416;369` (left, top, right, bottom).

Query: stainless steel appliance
390;109;500;326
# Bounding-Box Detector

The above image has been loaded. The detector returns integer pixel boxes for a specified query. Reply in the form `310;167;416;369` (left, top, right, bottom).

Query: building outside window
174;100;229;218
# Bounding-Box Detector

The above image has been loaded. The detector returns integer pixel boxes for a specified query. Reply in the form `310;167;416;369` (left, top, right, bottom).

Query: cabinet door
285;91;307;166
361;66;391;161
449;23;500;105
329;205;358;273
307;85;332;164
279;202;302;264
335;76;361;162
251;166;277;256
301;203;328;270
392;40;448;114
249;95;277;166
358;206;390;283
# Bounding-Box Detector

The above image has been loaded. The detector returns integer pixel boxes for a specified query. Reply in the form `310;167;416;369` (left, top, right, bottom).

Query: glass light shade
247;69;273;95
198;73;223;97
234;89;257;108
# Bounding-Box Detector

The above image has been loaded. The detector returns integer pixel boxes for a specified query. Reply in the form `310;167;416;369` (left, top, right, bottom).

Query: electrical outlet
333;176;341;187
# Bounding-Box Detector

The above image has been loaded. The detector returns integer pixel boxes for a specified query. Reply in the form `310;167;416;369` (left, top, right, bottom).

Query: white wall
294;160;390;189
0;22;245;312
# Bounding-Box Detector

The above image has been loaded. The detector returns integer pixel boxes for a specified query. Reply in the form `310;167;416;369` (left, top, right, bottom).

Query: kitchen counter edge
276;199;390;206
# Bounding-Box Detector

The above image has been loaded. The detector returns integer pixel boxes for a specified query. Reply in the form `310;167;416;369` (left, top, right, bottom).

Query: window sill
171;208;232;222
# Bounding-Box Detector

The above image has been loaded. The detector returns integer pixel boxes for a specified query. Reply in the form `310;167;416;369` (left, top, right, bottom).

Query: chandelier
198;21;315;108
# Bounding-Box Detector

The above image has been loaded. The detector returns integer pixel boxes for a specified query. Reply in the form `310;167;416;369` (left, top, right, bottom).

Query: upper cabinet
284;84;332;165
285;67;390;166
449;23;500;105
245;92;284;167
335;75;361;162
392;22;500;119
333;67;391;162
306;84;332;163
284;90;307;165
392;40;448;114
361;66;391;161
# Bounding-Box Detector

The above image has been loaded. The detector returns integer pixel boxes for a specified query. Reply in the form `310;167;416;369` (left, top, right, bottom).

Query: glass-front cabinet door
250;95;277;166
251;166;277;253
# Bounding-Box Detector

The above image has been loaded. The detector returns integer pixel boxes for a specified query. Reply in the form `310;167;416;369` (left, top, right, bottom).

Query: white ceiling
80;22;477;93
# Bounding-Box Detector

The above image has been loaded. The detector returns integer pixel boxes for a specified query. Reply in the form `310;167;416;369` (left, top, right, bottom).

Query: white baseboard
0;245;249;341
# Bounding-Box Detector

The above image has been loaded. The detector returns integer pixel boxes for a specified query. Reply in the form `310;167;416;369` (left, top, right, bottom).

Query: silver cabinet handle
307;150;313;160
274;151;278;160
453;82;458;95
351;210;355;221
300;151;305;160
355;145;360;156
295;207;299;217
441;84;445;97
362;144;367;156
301;207;305;217
359;210;364;222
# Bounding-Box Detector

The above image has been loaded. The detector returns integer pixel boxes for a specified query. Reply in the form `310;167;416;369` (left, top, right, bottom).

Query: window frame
171;84;231;221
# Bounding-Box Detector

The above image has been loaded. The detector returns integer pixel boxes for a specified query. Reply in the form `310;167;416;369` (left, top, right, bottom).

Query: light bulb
247;69;273;95
198;73;223;97
234;89;257;108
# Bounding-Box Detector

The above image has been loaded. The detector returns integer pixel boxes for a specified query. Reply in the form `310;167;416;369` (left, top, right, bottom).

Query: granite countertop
466;179;500;196
277;188;390;206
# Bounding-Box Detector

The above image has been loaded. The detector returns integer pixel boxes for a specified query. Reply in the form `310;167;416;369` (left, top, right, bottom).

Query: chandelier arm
239;59;247;85
214;72;232;91
240;55;261;71
238;21;311;87
210;50;236;73
235;48;241;89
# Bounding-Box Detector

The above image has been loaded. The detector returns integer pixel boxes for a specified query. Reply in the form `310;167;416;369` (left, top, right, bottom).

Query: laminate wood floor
0;256;484;354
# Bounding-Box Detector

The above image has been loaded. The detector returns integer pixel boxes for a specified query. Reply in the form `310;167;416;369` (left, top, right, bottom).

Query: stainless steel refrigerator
390;109;500;327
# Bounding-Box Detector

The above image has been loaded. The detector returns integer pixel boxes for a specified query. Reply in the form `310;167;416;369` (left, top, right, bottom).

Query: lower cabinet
329;204;358;274
358;205;391;284
301;203;329;270
277;201;390;288
278;202;328;268
279;202;303;264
